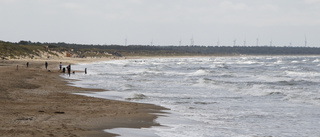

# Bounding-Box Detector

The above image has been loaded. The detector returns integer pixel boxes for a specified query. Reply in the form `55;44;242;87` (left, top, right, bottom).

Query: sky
1;0;320;46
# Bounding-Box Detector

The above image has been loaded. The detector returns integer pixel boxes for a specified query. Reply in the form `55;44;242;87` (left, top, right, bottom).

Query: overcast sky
1;0;320;46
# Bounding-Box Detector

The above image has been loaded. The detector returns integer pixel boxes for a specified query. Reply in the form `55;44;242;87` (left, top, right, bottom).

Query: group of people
56;62;72;76
24;61;87;76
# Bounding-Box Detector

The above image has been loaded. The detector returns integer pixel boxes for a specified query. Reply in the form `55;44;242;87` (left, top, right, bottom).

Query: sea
63;56;320;137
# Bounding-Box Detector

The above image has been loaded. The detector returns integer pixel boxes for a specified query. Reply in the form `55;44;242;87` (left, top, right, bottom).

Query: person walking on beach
85;68;87;74
45;62;48;70
67;64;71;77
26;62;29;68
59;62;62;71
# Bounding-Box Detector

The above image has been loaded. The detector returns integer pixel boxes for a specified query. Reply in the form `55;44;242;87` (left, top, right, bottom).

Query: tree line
48;42;320;56
1;40;320;59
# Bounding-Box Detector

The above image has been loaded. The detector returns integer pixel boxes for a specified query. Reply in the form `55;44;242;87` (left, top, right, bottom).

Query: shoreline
0;58;167;137
2;55;318;136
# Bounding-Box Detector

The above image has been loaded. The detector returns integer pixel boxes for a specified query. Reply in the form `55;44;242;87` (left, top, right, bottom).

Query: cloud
305;0;320;4
61;2;83;10
0;0;19;4
59;2;102;16
219;1;249;11
127;0;143;4
1;0;320;46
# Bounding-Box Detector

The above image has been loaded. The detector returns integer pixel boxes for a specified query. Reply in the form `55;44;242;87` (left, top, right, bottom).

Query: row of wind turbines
123;36;309;47
228;36;308;47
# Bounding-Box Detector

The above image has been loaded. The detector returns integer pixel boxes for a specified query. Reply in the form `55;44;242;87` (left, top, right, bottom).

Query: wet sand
0;59;166;137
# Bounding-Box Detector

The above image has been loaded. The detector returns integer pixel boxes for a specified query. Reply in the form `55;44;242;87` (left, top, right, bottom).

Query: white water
64;56;320;137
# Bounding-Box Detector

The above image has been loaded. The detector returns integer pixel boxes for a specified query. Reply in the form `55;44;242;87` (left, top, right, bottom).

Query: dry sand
0;59;167;137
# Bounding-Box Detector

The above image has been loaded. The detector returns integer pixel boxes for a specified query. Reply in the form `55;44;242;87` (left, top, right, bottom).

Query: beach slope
0;60;166;137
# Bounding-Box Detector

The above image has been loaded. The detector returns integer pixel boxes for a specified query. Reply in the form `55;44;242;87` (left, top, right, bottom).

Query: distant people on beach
62;67;66;73
45;62;48;69
26;62;29;68
85;68;87;74
67;64;71;77
59;62;62;71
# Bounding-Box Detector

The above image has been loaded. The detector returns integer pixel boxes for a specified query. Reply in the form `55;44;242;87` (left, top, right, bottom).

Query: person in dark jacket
45;62;48;69
67;64;71;77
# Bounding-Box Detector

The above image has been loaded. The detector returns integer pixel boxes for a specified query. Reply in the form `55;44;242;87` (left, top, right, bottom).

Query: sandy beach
0;58;166;137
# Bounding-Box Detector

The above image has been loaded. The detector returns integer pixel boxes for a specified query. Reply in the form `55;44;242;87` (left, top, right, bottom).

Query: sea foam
65;56;320;137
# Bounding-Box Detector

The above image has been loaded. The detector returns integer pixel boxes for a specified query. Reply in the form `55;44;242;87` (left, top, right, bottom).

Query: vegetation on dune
1;40;320;60
0;41;44;59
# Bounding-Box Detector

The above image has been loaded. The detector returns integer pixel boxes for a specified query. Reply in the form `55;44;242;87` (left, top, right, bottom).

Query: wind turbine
125;37;127;46
233;39;237;46
256;37;259;46
305;35;307;47
190;36;194;46
243;37;246;46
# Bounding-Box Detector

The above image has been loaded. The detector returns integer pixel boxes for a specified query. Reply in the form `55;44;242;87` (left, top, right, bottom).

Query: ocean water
64;56;320;137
